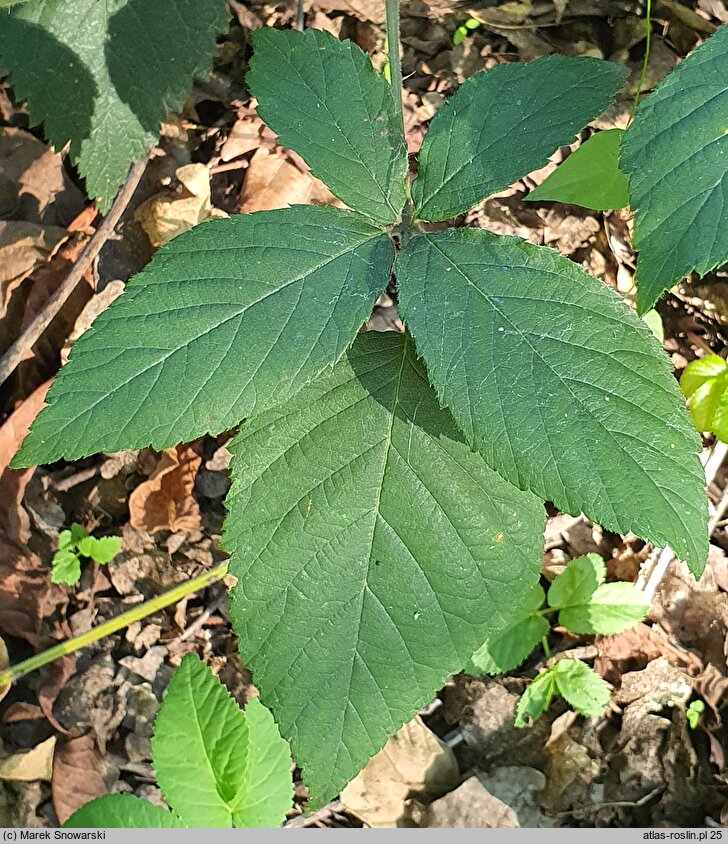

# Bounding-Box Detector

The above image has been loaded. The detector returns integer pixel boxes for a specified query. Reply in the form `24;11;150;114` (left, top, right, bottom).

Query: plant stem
541;635;552;659
628;0;652;125
0;562;228;688
385;0;404;130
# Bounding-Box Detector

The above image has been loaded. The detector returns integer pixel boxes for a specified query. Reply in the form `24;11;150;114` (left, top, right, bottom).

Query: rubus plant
51;522;122;585
466;554;650;726
8;0;711;807
65;654;294;828
679;354;728;444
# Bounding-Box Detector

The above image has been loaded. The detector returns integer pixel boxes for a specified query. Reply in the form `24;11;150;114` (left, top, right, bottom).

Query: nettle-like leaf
526;129;629;211
412;54;628;222
0;0;228;211
621;25;728;314
466;584;548;675
515;659;610;727
680;354;728;440
397;228;708;574
224;331;546;805
548;554;649;635
13;207;393;466
247;28;408;225
66;655;293;828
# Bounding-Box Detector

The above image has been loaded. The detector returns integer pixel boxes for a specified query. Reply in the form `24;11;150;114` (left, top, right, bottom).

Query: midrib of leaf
421;234;692;536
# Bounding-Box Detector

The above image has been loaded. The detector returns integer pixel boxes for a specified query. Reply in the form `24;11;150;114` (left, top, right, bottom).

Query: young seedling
65;654;293;828
686;699;706;730
9;3;710;805
679;354;728;444
465;554;650;726
51;523;122;586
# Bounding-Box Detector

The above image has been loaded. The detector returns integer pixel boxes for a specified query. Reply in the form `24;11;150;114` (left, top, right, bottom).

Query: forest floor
1;0;728;829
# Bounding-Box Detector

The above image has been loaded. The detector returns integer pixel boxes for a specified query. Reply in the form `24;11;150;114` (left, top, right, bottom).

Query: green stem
0;562;228;688
541;635;552;659
628;0;652;125
385;0;404;131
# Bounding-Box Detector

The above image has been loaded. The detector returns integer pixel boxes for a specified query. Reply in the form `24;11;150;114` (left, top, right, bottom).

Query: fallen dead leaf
0;634;9;704
129;445;202;534
52;734;111;825
136;163;227;248
423;776;519;828
220;114;264;162
540;712;599;814
340;716;459;827
0;736;56;782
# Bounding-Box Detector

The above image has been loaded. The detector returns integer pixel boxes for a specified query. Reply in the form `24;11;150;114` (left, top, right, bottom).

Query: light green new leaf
77;535;122;564
680;355;728;435
558;582;649;635
224;331;546;805
515;670;556;727
152;654;293;828
0;0;228;211
551;659;610;718
547;554;605;611
412;55;627;222
50;550;81;585
466;584;548;675
247;28;408;225
526;129;629;211
13;207;393;467
621;25;728;314
397;229;707;575
64;794;185;828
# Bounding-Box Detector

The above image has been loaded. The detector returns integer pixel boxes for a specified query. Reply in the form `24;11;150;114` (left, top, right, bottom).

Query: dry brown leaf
340;716;459;827
129;445;202;534
52;734;108;824
240;147;342;214
0;634;9;704
136;163;227;248
423;776;519;828
0;736;55;782
220;115;264;162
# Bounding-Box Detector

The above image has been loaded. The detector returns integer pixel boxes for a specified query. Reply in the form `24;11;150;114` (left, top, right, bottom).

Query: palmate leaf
397;228;707;575
13;207;393;467
152;654;293;828
0;0;228;211
412;54;627;222
621;25;728;314
224;331;546;805
247;28;408;225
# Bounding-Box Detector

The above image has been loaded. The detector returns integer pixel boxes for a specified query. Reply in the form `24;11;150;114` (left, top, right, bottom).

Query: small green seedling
679;355;728;444
453;17;481;46
686;699;705;730
51;523;122;585
466;554;650;726
65;654;294;828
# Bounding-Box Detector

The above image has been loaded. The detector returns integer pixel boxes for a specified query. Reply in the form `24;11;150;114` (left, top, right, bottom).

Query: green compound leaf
224;331;546;805
50;550;81;585
466;584;548;675
526;129;629;211
680;355;728;436
515;670;556;727
64;794;185;828
412;55;627;222
547;554;606;610
397;228;708;575
247;28;408;225
77;535;122;564
621;25;728;314
559;582;649;635
551;658;610;718
13;207;393;467
0;0;228;211
152;654;293;828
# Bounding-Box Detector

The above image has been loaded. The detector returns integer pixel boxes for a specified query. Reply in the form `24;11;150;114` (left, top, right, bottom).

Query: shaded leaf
14;207;393;466
397;228;707;575
224;331;545;804
621;25;728;313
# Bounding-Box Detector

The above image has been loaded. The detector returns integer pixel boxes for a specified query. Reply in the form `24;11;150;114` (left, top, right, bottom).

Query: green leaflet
247;28;408;225
621;25;728;314
680;355;728;441
397;228;707;574
0;0;228;211
13;207;393;466
526;129;629;211
224;331;546;805
412;54;627;222
65;794;186;828
152;654;293;828
547;553;605;609
514;659;610;727
466;584;548;675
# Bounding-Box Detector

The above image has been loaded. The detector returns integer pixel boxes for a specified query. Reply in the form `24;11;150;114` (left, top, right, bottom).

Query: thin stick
385;0;404;130
629;0;652;125
0;155;148;390
0;562;228;687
